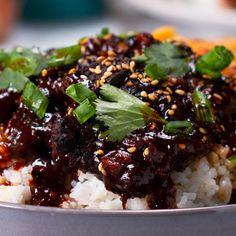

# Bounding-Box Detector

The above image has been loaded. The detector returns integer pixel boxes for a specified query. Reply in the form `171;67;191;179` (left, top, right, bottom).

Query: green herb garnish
97;27;110;38
142;42;191;78
47;44;81;68
165;120;193;135
192;90;215;123
22;82;48;119
73;99;96;124
1;48;46;76
95;84;167;142
0;68;28;92
229;155;236;165
145;64;167;80
66;83;97;104
196;46;234;79
65;83;97;124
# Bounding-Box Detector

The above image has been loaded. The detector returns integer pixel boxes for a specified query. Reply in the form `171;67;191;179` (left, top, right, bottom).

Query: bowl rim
0;201;236;216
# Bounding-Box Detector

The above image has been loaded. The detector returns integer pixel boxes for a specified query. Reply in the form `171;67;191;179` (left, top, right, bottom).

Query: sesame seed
116;65;122;70
130;61;135;73
41;69;48;77
126;81;134;86
130;73;138;79
94;65;102;74
68;68;76;75
170;78;177;83
67;108;74;116
99;79;106;85
175;89;185;96
148;93;157;101
220;125;225;132
151;80;159;86
142;78;150;83
107;57;115;61
157;90;163;94
202;136;207;142
98;163;107;176
166;87;173;94
168;109;175;116
108;51;116;57
213;93;223;100
163;91;170;95
80;75;88;80
166;95;172;103
103;71;112;78
95;149;104;155
137;74;143;79
171;104;177;110
97;56;105;61
107;65;114;72
127;147;137;153
140;91;148;97
199;127;206;134
122;63;130;70
105;61;112;66
143;148;150;156
149;122;156;130
178;144;186;150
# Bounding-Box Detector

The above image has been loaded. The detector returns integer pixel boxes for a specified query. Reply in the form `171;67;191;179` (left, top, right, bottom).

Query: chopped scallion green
229;155;236;165
196;46;234;79
65;84;97;104
22;82;48;119
73;99;96;124
192;90;215;123
165;120;193;135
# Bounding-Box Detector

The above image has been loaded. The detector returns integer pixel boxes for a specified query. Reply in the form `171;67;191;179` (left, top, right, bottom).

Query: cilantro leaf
95;84;166;142
145;64;167;80
143;42;191;77
0;68;29;92
196;46;234;79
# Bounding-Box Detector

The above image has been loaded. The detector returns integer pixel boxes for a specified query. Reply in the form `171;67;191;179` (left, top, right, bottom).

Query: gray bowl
0;202;235;236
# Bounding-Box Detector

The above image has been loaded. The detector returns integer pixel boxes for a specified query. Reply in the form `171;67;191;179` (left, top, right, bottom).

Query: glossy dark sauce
0;33;235;208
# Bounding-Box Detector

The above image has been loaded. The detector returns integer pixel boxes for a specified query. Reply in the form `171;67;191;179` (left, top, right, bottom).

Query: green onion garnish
145;64;167;80
65;83;97;124
192;90;215;123
47;44;81;68
196;46;234;79
73;99;96;124
22;82;48;119
165;120;193;135
0;68;28;92
229;155;236;165
65;84;97;104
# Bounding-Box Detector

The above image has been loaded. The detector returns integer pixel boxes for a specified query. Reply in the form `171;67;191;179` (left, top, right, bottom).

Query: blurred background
0;0;236;49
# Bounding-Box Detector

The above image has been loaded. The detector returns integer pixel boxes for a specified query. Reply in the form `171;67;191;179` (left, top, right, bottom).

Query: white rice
0;145;234;209
62;145;235;209
0;165;32;204
172;145;233;208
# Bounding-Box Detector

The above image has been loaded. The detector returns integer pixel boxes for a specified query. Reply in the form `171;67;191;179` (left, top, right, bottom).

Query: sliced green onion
229;155;236;165
165;120;193;135
0;68;28;92
145;64;167;80
192;90;215;123
98;27;110;38
196;46;234;79
66;84;97;104
22;82;48;119
47;44;81;67
73;99;96;124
